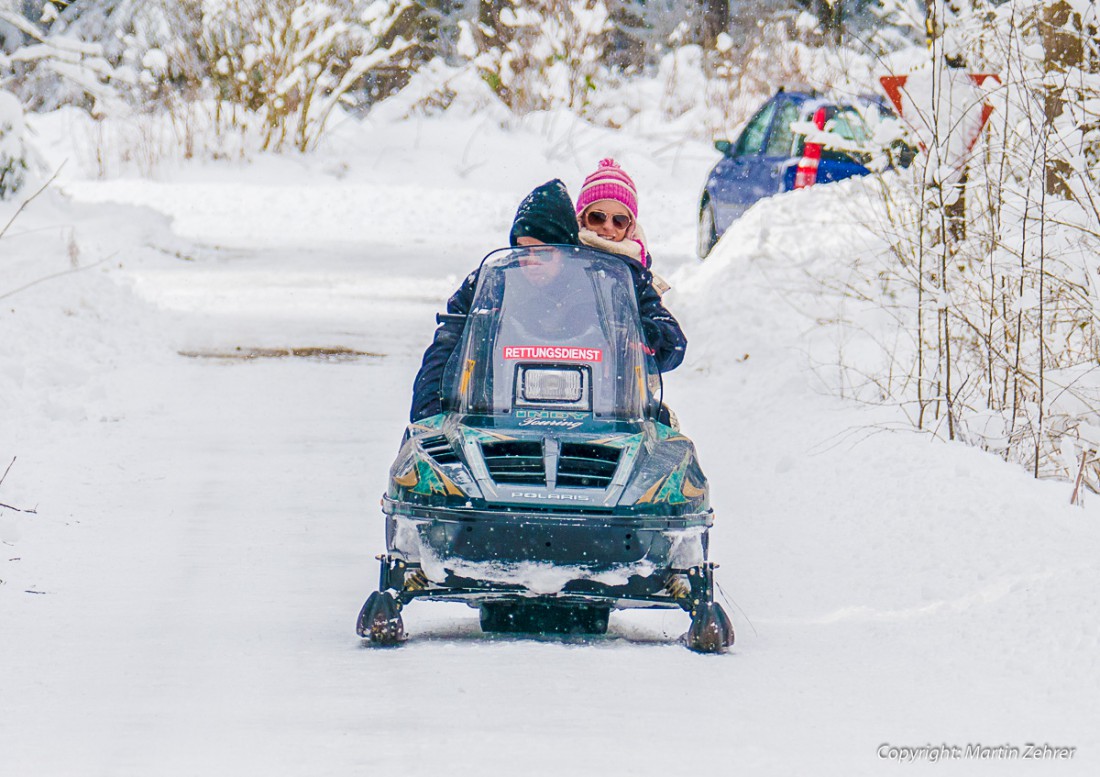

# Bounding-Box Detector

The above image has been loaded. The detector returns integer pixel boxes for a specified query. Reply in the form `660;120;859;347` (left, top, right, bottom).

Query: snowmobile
356;245;734;653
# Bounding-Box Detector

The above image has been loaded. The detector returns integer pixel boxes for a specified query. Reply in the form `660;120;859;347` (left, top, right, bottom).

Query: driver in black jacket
409;179;686;421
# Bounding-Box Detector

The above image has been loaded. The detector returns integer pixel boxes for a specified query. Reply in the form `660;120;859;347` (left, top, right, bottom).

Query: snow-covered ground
2;105;1099;776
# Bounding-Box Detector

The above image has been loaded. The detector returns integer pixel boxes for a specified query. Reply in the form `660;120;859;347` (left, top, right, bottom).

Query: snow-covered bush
0;89;27;199
1;1;415;157
0;8;125;114
196;0;414;151
675;10;910;143
459;0;613;115
830;0;1100;488
21;0;205;103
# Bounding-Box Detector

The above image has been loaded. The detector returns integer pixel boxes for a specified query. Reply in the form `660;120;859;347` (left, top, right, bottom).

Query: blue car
697;88;877;258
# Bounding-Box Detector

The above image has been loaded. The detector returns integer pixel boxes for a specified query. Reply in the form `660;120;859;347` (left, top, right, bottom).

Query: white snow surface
2;103;1099;776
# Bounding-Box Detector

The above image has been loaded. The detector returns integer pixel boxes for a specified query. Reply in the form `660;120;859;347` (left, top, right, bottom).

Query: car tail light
793;107;828;189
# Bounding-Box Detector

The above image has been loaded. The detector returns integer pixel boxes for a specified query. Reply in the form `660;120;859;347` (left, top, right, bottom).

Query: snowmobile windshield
448;246;651;420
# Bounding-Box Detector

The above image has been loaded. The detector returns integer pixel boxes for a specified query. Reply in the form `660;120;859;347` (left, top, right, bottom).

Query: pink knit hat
576;158;638;219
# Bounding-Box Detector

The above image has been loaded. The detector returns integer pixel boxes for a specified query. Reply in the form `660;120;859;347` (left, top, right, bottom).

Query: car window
830;108;870;144
764;100;800;157
735;100;778;156
791;105;872;155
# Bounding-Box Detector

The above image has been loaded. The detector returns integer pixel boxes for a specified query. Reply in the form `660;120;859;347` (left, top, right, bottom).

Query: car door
760;97;801;195
707;97;778;229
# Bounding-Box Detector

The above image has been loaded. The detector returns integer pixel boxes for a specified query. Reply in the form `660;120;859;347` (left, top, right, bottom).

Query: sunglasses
585;210;632;230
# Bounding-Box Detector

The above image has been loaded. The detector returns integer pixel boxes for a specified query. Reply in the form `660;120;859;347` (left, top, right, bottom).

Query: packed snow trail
2;235;753;776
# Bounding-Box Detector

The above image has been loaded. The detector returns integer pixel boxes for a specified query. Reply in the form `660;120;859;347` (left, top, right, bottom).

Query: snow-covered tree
1;1;417;152
460;0;613;113
199;0;415;151
838;0;1100;486
0;88;27;198
0;6;126;113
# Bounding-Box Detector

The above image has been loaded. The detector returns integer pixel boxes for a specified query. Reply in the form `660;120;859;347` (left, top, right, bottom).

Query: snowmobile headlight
517;366;589;409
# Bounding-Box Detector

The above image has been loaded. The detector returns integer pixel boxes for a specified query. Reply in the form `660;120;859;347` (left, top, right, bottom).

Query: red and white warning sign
880;70;1000;172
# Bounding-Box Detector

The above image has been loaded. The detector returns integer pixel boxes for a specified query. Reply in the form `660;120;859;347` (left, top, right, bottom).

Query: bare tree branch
0;255;112;302
0;456;14;489
0;457;35;513
0;163;66;242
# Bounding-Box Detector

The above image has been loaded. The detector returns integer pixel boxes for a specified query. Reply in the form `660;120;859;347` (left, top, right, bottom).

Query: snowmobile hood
387;413;709;517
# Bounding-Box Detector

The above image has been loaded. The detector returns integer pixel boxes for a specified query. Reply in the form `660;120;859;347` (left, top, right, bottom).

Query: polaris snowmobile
356;246;734;653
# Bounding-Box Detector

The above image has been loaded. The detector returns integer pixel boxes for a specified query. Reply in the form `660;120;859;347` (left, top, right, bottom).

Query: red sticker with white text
502;345;603;362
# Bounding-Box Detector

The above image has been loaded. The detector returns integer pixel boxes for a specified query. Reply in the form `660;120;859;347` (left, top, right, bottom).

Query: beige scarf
578;225;670;295
578;228;645;264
